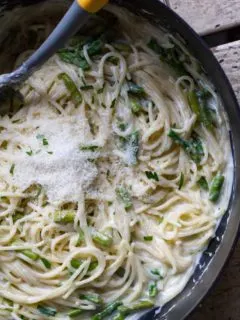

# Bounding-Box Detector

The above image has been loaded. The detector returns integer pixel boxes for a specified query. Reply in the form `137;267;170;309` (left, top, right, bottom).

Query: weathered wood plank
190;241;240;319
212;40;240;104
168;0;240;35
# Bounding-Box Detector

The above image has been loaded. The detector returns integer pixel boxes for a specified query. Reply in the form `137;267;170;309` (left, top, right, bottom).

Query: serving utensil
0;0;108;89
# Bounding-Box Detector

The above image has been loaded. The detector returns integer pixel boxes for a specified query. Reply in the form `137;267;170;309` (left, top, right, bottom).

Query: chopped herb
41;257;51;269
1;140;8;149
36;134;48;146
150;268;163;279
197;176;209;191
80;293;103;304
97;86;105;94
145;171;159;182
12;119;21;124
168;129;204;164
10;164;15;175
130;97;142;114
47;151;53;155
80;85;94;91
144;236;153;241
107;56;119;65
148;281;158;298
127;82;145;96
54;210;75;224
116;187;132;209
68;309;82;318
37;305;57;317
110;98;116;108
58;73;82;105
209;174;224;202
91;301;123;320
80;145;99;152
148;38;189;76
26;149;33;156
118;123;127;131
12;212;24;222
58;38;104;71
20;249;39;261
101;103;107;108
92;230;113;247
178;172;184;190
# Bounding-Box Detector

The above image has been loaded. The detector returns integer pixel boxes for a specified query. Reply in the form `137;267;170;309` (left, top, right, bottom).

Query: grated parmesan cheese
12;115;98;203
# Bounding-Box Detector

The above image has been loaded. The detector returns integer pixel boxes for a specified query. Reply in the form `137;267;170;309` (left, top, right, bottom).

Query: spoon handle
23;0;108;75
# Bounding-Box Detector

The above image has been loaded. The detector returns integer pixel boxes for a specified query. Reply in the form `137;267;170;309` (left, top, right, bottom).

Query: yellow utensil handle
77;0;109;13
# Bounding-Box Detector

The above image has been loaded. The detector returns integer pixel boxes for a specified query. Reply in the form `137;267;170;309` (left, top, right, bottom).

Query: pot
0;1;239;319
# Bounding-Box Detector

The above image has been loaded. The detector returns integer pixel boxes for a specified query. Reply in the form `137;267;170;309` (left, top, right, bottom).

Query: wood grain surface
213;40;240;104
189;241;240;320
168;0;240;35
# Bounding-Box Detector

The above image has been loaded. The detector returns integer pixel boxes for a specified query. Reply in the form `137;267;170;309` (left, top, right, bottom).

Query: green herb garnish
168;129;204;164
37;305;57;317
145;171;159;182
41;257;51;269
197;176;209;191
36;134;48;146
10;164;15;175
178;172;184;190
148;281;158;298
144;236;153;241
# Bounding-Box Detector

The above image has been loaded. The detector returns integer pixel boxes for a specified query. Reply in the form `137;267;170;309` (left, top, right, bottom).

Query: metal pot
0;1;239;319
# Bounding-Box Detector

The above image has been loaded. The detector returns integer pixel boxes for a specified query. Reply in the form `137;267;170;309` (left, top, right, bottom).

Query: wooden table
163;1;240;319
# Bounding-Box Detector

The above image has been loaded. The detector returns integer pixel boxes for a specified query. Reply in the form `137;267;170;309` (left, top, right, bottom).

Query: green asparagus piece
54;210;75;224
92;231;113;247
70;259;83;269
68;308;83;318
209;174;224;202
91;301;123;320
80;293;103;304
20;250;39;261
148;281;158;298
58;73;82;105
